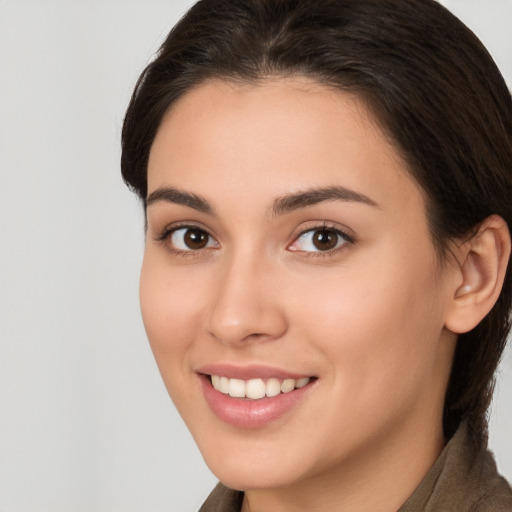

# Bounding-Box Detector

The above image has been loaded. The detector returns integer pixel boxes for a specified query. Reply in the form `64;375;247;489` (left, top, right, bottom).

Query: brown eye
184;229;209;249
170;227;216;251
312;229;338;251
289;227;349;253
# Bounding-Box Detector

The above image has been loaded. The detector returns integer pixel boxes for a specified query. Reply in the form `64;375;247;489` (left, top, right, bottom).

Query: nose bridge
207;246;287;346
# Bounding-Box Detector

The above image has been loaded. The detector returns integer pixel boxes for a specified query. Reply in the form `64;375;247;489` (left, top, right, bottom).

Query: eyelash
155;222;355;258
289;223;354;258
155;223;216;257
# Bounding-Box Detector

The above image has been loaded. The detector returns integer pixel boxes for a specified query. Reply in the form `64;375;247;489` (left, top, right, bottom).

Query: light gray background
0;1;510;511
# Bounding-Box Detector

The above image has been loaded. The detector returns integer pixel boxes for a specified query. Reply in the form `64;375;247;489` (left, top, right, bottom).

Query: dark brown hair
121;0;512;446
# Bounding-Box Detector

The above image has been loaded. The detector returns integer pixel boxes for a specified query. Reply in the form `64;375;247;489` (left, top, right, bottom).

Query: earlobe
445;215;511;334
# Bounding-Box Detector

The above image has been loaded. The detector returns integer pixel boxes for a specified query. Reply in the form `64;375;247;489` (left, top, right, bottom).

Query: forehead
147;78;425;218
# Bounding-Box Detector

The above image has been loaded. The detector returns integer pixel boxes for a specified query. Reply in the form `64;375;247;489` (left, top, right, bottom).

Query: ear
445;215;511;334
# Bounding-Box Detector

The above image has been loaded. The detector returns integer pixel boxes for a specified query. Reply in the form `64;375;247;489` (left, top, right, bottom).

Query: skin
141;78;463;512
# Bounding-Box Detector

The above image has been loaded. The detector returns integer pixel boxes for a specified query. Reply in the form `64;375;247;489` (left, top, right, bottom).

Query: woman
121;0;512;510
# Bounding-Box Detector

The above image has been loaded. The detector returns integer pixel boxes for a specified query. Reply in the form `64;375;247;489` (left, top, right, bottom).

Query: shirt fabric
198;423;512;511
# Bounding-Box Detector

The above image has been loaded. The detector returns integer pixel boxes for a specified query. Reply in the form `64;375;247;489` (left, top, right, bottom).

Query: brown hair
121;0;512;446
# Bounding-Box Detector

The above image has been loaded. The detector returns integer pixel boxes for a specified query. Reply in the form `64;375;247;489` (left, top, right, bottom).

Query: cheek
293;250;446;402
138;253;216;425
139;253;206;368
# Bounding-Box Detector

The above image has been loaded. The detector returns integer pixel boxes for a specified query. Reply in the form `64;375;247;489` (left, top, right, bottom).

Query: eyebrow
145;184;378;216
146;187;214;215
272;186;379;216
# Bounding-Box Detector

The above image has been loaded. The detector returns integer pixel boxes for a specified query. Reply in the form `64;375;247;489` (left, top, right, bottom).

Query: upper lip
196;363;315;381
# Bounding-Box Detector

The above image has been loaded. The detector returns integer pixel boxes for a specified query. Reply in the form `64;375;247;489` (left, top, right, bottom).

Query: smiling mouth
209;375;313;400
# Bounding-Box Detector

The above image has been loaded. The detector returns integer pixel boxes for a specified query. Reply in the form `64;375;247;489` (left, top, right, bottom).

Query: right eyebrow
272;185;379;216
146;187;214;215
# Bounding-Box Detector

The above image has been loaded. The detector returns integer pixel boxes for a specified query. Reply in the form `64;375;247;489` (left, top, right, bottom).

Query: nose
207;253;288;346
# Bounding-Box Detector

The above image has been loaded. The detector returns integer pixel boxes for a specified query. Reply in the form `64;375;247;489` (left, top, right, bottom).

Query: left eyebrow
272;186;379;216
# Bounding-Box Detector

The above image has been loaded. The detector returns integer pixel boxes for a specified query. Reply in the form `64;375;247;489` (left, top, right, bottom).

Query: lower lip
200;375;314;429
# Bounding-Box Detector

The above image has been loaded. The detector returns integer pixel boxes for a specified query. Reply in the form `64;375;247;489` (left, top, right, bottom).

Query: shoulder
401;423;512;512
465;439;512;511
466;458;512;512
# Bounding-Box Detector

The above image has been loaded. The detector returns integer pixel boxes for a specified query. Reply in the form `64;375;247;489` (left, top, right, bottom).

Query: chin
206;455;304;492
192;422;325;492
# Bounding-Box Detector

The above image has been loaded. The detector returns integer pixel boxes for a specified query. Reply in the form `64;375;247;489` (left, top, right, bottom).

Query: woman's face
141;79;458;492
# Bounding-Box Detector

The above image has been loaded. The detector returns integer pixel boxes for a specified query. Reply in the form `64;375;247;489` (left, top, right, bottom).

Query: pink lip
197;367;316;429
196;363;311;380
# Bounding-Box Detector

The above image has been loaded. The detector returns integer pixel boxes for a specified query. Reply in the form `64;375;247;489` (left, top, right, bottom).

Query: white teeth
228;378;246;398
211;375;311;399
296;377;310;388
281;379;296;393
246;379;266;399
219;376;229;394
266;378;281;397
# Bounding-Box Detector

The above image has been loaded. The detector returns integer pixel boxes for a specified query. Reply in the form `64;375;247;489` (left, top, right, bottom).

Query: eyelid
287;222;355;254
154;222;219;254
152;220;354;256
154;221;210;240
